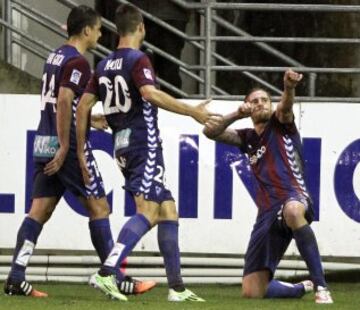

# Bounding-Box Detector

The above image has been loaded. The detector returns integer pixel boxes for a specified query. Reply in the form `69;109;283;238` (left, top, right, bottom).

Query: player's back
95;48;161;156
34;45;88;161
37;45;80;136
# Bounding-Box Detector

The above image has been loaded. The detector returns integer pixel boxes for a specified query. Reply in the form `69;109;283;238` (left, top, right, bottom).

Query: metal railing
172;0;360;101
1;0;360;102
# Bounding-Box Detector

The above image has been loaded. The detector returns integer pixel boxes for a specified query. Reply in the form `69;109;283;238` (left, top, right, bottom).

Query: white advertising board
0;95;359;257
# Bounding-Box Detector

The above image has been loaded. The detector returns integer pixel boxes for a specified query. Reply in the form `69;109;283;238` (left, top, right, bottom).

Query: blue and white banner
0;95;359;256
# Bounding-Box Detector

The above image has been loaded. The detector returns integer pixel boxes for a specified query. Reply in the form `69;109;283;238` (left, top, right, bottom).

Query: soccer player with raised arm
203;69;333;304
76;4;213;302
4;5;154;298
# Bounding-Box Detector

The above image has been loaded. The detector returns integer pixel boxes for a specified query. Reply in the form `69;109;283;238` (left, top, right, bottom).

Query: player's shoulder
96;49;121;71
69;54;89;66
96;49;148;72
55;44;81;58
129;48;146;58
64;54;90;73
237;127;253;136
51;45;88;68
271;111;297;133
125;48;149;65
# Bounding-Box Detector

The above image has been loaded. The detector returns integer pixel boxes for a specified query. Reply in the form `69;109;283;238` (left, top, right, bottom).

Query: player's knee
85;197;110;219
159;207;178;221
28;202;55;224
242;285;265;299
242;276;267;299
91;207;109;219
137;205;159;226
283;203;305;228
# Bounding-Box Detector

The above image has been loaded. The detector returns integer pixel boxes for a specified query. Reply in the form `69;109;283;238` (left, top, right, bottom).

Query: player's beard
251;110;271;124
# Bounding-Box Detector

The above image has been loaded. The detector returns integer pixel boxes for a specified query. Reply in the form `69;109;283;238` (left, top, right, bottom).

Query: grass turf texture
0;282;359;310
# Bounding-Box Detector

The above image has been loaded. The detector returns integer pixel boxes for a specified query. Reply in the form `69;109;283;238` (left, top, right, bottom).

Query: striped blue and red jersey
85;48;161;157
34;45;91;161
237;112;310;213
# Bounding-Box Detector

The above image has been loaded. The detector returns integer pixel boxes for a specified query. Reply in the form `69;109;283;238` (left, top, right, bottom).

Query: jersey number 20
99;76;132;115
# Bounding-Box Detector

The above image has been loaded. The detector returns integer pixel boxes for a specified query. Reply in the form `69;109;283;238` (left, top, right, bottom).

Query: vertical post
308;72;317;97
3;0;11;64
204;0;212;98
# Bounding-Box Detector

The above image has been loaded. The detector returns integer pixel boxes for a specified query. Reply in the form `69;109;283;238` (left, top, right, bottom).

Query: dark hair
67;5;100;37
115;4;143;36
244;87;272;102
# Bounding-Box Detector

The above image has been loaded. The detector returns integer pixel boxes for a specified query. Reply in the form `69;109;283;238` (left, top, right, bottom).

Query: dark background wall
216;0;360;97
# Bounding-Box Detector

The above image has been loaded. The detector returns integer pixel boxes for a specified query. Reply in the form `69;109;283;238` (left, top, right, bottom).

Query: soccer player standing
76;3;213;302
203;69;333;304
4;5;154;298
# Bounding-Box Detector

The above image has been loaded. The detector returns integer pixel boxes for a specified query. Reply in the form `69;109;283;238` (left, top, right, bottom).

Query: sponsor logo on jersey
143;68;153;80
70;69;82;85
249;145;267;165
33;135;59;158
114;128;132;150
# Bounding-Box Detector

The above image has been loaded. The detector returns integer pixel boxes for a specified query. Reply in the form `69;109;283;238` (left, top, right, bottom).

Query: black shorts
32;149;105;200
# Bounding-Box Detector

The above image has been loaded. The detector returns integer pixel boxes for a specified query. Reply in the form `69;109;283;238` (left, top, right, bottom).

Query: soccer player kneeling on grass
203;69;333;304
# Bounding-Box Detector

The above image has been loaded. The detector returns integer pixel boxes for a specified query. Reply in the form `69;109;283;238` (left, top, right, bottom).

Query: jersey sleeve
60;56;91;94
84;73;99;97
131;55;156;89
272;112;297;135
236;128;248;153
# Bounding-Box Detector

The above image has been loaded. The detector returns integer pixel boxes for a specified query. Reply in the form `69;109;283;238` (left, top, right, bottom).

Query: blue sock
265;280;305;298
158;221;184;291
89;218;124;282
9;217;43;282
89;218;114;264
100;214;151;280
293;225;327;288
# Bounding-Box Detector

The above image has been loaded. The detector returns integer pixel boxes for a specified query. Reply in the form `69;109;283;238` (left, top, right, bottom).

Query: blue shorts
243;195;314;278
116;148;174;204
32;148;105;200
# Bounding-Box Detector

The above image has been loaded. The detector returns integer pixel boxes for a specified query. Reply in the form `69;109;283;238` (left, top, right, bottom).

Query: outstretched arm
203;102;251;147
140;85;214;124
276;69;303;124
76;93;98;185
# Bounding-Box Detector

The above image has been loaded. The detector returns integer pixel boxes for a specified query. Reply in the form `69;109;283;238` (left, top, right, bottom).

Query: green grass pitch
0;282;359;310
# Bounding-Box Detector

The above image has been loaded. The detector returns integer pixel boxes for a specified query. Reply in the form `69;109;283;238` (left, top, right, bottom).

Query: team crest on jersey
143;68;153;80
155;186;162;196
70;69;82;85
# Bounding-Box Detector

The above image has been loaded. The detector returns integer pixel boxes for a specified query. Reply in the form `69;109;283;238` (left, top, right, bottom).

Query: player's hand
284;69;303;89
192;98;221;124
91;114;108;130
238;102;252;118
43;147;67;176
78;152;91;186
203;115;226;138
